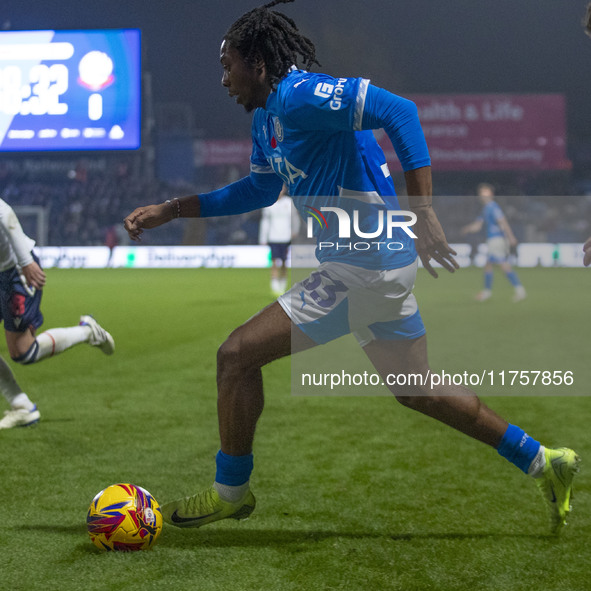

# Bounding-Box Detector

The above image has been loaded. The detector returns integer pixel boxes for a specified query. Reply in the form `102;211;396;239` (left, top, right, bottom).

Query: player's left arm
404;166;459;278
284;80;457;276
497;214;518;247
0;199;46;289
360;86;458;277
20;261;46;290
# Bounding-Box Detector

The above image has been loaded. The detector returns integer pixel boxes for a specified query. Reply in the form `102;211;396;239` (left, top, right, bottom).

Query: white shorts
278;259;425;346
487;236;510;263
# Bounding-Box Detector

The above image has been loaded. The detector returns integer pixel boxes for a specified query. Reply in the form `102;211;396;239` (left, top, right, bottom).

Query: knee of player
217;333;251;373
10;340;40;365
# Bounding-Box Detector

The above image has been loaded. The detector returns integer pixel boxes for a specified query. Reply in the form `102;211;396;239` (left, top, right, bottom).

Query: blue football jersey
479;201;505;239
250;70;428;270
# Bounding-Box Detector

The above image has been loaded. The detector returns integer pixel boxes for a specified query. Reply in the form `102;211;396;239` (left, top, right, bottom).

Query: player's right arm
123;200;183;241
125;117;282;242
461;219;484;234
124;170;283;242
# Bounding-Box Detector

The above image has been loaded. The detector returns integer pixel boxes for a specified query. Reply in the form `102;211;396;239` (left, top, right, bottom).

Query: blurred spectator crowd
1;156;590;248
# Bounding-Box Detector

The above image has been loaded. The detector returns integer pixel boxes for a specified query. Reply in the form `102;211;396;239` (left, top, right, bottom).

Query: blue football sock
215;450;254;486
505;271;521;287
496;424;541;474
484;271;493;290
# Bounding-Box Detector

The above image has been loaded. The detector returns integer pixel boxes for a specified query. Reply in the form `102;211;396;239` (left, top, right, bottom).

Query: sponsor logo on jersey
313;78;347;111
314;82;333;98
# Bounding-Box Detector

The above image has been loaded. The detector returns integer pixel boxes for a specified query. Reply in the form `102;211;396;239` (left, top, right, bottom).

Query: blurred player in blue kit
462;183;526;302
0;198;115;430
124;0;579;533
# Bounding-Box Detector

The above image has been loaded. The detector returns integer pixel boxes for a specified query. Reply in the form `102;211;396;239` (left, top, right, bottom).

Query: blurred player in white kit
259;185;300;295
0;198;115;429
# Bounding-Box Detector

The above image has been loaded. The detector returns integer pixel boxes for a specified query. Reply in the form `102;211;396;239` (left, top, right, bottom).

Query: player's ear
252;53;266;77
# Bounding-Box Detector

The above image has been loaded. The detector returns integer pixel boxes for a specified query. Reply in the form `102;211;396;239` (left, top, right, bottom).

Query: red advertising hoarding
194;139;252;167
196;94;568;172
377;93;569;172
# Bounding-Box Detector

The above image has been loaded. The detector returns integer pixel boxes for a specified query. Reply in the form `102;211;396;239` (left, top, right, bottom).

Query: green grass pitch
1;266;589;591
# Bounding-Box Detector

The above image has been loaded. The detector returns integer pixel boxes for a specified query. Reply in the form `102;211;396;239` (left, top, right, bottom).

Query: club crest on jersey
273;118;284;143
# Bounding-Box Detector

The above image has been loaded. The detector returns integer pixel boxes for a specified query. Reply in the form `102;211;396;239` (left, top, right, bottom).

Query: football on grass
86;483;163;551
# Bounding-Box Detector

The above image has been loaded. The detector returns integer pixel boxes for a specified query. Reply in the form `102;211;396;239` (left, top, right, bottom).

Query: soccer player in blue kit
124;0;579;533
462;183;526;302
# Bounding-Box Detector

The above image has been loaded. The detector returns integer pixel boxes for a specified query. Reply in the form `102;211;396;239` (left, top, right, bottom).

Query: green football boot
536;447;581;534
162;486;255;528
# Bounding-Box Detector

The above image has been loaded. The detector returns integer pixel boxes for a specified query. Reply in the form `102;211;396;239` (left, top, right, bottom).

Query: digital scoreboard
0;29;141;151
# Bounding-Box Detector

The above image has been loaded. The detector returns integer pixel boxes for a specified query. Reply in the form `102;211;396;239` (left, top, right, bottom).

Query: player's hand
21;261;46;290
583;236;591;267
411;207;459;278
123;203;173;241
510;243;518;258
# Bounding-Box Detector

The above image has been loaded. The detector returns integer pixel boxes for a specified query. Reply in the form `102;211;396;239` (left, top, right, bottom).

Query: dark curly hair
224;0;320;89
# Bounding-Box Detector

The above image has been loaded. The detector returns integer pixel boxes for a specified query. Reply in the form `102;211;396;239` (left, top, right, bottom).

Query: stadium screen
0;28;141;151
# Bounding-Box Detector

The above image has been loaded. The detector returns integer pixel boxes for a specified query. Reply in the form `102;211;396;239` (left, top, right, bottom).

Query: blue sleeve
361;84;431;172
199;172;284;218
280;75;365;132
491;202;505;221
